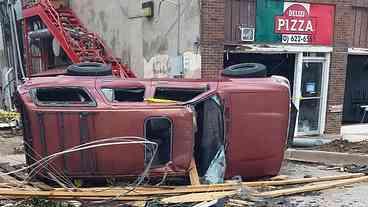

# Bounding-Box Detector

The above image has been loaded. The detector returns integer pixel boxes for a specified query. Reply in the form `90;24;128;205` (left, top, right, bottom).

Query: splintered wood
189;158;201;186
0;173;366;204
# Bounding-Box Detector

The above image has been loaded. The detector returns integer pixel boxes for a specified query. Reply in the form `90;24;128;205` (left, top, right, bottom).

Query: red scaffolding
21;0;135;78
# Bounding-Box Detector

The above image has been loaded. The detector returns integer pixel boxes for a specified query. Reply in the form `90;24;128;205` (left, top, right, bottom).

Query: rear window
33;87;95;106
101;88;145;102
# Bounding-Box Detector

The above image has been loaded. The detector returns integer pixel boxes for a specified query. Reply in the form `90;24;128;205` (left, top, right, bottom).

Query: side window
144;117;172;166
33;87;95;106
154;87;206;102
101;88;145;102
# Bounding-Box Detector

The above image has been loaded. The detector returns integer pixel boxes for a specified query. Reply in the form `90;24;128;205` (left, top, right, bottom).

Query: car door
95;79;196;176
23;84;195;178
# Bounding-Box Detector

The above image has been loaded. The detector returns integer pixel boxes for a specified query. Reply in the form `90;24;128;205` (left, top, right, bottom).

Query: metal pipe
3;67;14;110
7;0;19;86
10;3;26;79
177;0;181;56
28;28;51;39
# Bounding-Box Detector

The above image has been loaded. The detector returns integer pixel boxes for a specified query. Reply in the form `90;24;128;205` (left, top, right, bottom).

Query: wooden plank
254;176;368;198
72;185;240;196
2;195;150;201
353;0;368;8
53;173;365;192
54;185;240;196
239;0;248;27
249;0;256;28
231;0;240;41
0;189;150;200
189;158;200;185
1;174;365;201
270;175;289;181
225;0;257;43
359;8;368;47
353;8;362;47
225;0;233;42
29;182;54;191
228;199;254;206
242;173;365;187
4;184;241;197
161;190;238;204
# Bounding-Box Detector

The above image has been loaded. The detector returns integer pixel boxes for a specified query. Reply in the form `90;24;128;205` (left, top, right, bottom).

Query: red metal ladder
22;0;135;78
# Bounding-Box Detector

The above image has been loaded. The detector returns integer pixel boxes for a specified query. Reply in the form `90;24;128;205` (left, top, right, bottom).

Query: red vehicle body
17;75;291;180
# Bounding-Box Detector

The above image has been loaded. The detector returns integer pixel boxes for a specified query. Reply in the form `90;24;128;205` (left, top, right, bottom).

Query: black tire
222;63;267;78
66;62;112;76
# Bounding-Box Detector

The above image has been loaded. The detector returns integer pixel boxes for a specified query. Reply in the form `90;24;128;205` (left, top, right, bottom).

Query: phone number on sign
282;34;312;44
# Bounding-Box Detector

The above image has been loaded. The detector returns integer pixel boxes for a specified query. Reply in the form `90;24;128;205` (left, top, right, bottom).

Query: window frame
100;87;146;103
153;87;208;102
143;116;173;167
30;87;97;107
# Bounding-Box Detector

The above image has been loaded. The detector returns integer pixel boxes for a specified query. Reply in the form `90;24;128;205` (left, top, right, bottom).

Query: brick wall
200;0;358;134
325;2;354;134
200;0;225;79
307;0;354;134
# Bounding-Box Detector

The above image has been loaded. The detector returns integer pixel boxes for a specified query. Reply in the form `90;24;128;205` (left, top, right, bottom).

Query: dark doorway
343;55;368;123
224;53;296;94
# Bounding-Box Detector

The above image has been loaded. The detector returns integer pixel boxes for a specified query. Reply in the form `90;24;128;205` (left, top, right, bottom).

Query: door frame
224;44;332;136
293;53;331;136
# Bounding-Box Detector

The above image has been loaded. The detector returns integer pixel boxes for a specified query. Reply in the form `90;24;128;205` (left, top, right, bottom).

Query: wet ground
0;130;24;165
272;161;368;207
0;130;368;206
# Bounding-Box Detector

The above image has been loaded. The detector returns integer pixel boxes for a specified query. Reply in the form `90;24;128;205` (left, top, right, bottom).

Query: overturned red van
17;63;292;182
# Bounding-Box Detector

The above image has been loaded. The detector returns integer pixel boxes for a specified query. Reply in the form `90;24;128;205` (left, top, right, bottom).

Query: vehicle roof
19;75;289;93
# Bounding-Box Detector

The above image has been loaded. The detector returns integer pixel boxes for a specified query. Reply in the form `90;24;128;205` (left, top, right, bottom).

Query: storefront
344;49;368;124
223;1;335;136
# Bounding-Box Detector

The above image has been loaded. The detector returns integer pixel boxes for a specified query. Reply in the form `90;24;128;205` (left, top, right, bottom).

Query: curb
285;149;368;166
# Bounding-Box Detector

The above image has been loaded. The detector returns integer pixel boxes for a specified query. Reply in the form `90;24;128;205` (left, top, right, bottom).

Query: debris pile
0;135;366;206
316;139;368;153
0;172;367;206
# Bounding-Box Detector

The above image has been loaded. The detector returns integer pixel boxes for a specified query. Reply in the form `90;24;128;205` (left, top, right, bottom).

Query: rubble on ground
0;162;367;207
314;139;368;153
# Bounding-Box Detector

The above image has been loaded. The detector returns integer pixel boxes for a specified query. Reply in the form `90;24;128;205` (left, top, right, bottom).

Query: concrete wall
70;0;201;78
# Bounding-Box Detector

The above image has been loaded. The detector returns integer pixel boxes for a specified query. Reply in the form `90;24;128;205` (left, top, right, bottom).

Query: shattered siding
69;0;201;78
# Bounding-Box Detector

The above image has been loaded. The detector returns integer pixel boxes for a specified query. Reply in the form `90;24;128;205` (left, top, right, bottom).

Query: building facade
201;0;368;136
69;0;201;79
70;0;368;136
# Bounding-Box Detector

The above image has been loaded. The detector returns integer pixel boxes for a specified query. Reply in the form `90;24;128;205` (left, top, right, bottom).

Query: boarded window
145;117;172;166
101;88;145;102
33;87;94;106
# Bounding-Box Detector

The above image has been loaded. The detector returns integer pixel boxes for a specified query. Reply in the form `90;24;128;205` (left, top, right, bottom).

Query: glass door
298;62;323;134
294;53;330;136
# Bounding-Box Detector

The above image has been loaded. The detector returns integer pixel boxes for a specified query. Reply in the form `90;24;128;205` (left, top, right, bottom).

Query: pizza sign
273;3;334;45
275;4;315;34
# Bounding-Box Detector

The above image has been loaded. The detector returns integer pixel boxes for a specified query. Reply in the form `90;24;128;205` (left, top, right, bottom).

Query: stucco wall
70;0;200;78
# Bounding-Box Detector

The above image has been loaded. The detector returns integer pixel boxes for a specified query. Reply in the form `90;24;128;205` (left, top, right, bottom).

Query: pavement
285;149;368;166
275;161;368;207
0;132;25;166
341;124;368;142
